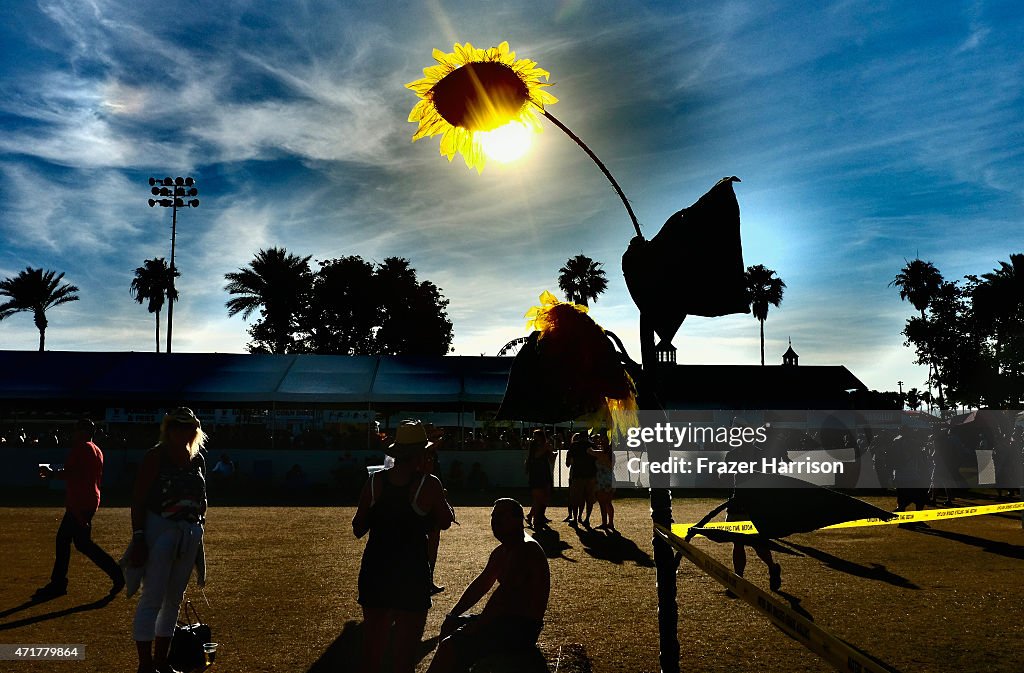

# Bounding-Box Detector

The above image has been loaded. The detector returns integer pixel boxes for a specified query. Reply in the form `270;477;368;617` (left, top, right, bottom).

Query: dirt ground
1;494;1022;672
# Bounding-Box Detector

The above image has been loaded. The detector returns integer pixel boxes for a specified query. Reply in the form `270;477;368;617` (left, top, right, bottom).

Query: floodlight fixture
144;175;199;353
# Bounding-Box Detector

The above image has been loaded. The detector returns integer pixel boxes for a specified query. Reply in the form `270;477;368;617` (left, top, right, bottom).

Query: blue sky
1;0;1021;393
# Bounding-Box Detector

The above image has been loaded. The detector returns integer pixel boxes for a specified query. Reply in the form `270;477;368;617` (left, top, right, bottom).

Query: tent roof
0;351;867;409
0;351;513;407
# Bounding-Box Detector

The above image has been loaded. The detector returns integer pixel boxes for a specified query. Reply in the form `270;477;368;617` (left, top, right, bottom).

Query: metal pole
167;200;178;354
641;312;680;673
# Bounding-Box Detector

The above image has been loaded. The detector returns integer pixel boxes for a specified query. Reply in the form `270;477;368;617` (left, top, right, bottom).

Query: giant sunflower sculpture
406;41;557;172
407;41;641;236
498;291;639;443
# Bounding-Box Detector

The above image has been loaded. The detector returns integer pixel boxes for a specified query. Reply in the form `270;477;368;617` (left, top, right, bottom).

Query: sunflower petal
454;42;474;63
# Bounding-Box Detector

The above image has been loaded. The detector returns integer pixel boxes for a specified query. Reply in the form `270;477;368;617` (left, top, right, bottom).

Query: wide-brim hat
386;419;433;457
165;407;202;429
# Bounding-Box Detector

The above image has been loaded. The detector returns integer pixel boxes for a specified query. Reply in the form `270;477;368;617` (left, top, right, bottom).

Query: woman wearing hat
353;420;455;673
128;407;208;673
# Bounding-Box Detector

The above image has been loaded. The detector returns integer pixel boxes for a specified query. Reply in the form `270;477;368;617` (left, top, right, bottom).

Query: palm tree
557;254;608;307
890;259;944;406
745;264;786;366
890;259;943;321
130;258;178;353
224;247;313;354
977;253;1023;368
0;267;80;351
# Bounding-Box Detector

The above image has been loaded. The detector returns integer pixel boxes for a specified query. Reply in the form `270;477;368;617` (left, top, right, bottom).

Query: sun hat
165;407;202;429
386;419;433;457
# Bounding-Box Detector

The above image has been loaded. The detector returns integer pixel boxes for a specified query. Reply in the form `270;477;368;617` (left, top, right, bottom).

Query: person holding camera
353;419;455;673
34;418;123;600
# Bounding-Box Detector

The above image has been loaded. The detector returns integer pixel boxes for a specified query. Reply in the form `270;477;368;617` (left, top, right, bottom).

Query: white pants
133;512;203;641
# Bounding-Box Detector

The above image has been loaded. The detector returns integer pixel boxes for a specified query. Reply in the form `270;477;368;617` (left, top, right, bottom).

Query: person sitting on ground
426;498;549;673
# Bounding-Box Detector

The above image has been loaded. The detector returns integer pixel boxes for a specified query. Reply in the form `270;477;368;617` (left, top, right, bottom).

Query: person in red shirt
34;418;123;599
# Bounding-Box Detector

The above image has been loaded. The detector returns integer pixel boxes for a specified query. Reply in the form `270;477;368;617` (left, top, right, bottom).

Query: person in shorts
566;433;598;526
426;499;549;673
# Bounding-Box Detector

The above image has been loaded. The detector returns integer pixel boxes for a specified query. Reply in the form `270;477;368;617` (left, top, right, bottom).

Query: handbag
168;600;213;672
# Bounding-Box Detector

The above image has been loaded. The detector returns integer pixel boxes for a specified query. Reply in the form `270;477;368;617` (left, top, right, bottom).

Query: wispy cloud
0;1;1021;391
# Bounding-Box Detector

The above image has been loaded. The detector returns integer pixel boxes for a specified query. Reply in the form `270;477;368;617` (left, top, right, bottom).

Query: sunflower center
430;61;530;132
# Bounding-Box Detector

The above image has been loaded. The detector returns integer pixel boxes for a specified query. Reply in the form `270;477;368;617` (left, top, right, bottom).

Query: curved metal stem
542;110;642;238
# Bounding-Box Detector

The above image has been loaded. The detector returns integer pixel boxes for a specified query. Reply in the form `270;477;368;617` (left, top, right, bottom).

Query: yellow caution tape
672;501;1024;539
655;524;899;673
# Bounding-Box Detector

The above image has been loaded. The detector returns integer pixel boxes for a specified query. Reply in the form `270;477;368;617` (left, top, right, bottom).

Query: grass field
1;494;1023;672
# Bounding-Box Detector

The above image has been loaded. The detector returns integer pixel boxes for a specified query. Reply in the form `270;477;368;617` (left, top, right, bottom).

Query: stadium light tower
147;176;199;353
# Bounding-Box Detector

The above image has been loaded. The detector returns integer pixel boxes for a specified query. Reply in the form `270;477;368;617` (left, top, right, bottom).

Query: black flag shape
622;176;749;345
695;472;897;541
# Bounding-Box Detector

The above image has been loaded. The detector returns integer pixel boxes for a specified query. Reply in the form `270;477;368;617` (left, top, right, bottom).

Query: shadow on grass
774;589;814;622
778;540;920;589
530;526;575;562
899;525;1024;560
0;593;116;632
307;620;439;673
570;525;654;567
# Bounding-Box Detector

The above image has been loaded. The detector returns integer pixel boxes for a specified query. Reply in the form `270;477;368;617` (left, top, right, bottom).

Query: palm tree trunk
34;309;47;352
921;309;934;412
759;319;765;366
155;311;161;353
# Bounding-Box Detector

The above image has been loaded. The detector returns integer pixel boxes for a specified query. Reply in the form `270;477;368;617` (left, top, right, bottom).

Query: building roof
0;351;866;410
654;363;865;409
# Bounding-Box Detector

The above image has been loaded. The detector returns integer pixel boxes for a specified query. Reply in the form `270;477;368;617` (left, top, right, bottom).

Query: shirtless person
426;498;550;673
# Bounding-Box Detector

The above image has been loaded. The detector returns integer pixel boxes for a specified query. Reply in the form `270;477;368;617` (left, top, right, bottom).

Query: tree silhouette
744;264;785;366
224;247;313;354
891;259;944;406
130;258;178;353
975;254;1023;371
301;256;454;356
557;254;608;307
890;259;943;320
302;256;378;355
0;267;80;351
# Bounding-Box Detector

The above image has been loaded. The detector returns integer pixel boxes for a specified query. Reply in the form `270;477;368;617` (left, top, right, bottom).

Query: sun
478;121;534;164
406;41;556;172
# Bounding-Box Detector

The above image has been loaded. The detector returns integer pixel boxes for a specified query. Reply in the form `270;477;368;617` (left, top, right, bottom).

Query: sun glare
478;121;534;163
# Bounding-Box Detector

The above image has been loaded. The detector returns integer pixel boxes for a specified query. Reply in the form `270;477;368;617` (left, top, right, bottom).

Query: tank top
146;447;207;523
357;471;432;610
